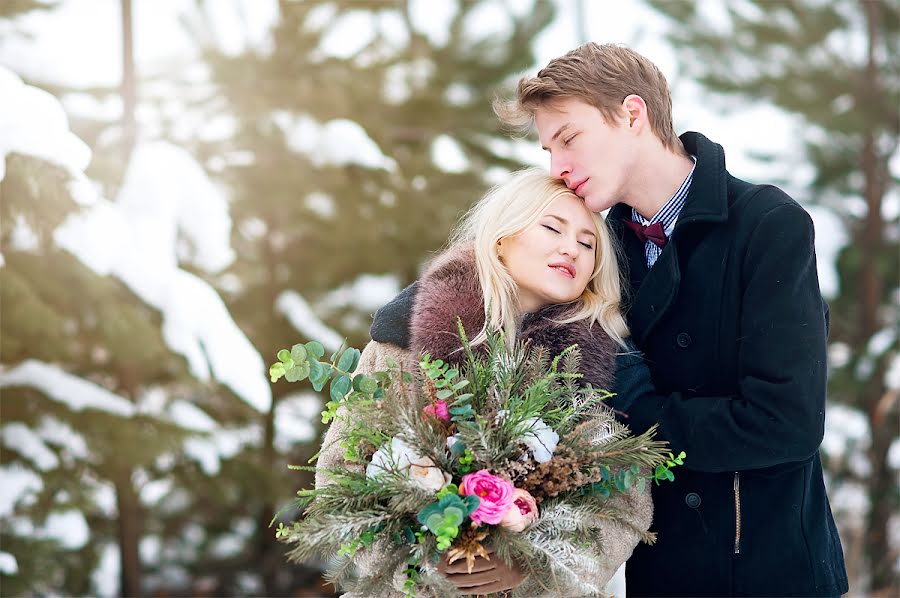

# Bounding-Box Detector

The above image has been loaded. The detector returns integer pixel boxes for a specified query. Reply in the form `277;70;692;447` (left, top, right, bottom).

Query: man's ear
622;95;647;131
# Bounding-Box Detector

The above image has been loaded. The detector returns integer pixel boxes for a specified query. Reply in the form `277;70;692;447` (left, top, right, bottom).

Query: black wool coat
610;131;847;596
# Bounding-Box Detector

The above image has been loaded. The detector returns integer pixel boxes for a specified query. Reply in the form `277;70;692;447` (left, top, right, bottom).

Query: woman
316;168;650;596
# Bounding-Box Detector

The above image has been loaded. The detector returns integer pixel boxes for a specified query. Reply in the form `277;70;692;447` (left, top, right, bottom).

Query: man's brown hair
495;43;682;152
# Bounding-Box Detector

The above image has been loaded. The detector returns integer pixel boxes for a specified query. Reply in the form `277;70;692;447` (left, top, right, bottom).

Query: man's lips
571;179;588;196
549;262;576;278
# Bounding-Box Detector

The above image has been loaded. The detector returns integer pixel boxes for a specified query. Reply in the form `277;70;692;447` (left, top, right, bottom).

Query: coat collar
608;131;730;343
408;245;617;390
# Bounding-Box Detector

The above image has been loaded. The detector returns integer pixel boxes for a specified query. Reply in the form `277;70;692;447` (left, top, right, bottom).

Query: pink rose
459;470;515;525
423;399;450;422
499;489;539;532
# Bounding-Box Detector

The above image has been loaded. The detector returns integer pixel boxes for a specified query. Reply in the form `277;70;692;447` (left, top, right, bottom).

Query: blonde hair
494;43;684;153
448;167;629;348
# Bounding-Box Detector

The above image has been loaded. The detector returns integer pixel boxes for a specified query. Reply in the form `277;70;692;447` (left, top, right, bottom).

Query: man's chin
583;194;617;213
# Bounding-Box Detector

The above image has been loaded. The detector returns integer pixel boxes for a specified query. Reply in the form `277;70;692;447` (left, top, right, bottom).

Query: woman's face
499;193;598;313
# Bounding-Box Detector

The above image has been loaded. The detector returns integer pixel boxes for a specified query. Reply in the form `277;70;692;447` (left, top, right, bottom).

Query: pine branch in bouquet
268;326;685;596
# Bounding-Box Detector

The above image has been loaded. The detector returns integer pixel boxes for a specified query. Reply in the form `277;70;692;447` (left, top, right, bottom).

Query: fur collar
408;245;617;390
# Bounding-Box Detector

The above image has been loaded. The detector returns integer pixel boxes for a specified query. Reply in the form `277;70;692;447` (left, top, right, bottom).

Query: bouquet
269;327;684;597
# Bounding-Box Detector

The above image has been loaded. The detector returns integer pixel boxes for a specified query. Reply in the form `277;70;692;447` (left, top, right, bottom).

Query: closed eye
579;241;593;250
563;134;577;146
542;224;560;234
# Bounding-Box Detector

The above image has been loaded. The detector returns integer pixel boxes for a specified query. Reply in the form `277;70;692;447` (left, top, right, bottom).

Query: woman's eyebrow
545;214;596;238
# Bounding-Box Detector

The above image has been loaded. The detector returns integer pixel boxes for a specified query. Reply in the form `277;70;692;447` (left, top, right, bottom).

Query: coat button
676;332;692;348
685;492;701;509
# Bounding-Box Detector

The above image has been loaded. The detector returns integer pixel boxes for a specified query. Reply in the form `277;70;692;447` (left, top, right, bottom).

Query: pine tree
0;149;201;596
645;1;899;592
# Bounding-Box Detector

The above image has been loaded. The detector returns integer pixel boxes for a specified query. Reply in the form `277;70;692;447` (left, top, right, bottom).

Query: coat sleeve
369;282;418;349
620;202;828;473
314;340;413;490
594;473;654;585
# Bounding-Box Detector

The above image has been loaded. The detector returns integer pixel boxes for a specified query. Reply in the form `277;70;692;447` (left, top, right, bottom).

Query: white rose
522;418;559;463
365;437;451;493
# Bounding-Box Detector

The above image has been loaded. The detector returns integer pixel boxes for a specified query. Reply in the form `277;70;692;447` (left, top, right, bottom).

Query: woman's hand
437;548;526;595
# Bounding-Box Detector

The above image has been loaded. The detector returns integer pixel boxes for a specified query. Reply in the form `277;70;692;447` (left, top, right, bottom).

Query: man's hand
437;548;526;595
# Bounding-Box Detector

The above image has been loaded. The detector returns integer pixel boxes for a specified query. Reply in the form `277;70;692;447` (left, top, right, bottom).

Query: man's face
535;97;636;212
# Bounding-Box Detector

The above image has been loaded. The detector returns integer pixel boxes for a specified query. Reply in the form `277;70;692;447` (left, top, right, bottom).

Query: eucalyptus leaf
305;341;326;361
290;343;308;363
337;348;361;373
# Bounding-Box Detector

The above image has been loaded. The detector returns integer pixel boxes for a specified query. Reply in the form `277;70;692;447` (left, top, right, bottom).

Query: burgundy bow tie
625;220;668;248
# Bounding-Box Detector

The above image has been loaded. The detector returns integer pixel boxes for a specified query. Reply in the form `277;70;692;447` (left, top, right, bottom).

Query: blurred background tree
646;0;899;593
2;0;556;595
0;0;897;596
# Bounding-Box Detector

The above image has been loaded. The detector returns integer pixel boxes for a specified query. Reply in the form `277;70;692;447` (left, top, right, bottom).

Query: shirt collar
632;155;697;234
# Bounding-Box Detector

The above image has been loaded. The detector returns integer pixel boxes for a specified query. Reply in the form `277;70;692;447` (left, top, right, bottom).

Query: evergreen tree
645;1;898;592
0;149;198;596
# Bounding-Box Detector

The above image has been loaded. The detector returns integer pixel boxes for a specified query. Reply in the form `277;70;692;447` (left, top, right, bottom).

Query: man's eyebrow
541;123;571;151
545;214;596;238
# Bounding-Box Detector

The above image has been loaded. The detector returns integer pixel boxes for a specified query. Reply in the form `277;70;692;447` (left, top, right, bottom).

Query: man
372;43;848;596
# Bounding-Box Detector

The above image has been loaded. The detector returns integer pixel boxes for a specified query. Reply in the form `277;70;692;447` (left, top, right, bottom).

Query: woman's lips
549;263;575;278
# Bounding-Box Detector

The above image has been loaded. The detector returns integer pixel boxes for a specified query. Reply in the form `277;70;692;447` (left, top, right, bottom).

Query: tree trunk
121;0;136;162
859;1;897;593
115;467;143;597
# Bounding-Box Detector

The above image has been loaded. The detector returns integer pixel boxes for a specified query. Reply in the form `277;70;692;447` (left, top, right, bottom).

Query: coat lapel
609;132;730;345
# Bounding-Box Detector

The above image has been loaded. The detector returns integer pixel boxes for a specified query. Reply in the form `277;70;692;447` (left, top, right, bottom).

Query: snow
0;551;18;575
462;1;514;43
2;54;270;413
183;426;262;476
10;215;39;252
184;437;222;476
2;423;59;471
36;416;90;462
0;0;276;87
92;543;120;597
140;535;162;565
274;393;321;451
822;403;870;459
115;141;235;273
0;67;91;183
54;141;271;413
0;465;43;518
0;360;135;417
431;135;470;174
408;0;458;48
276;290;344;353
168;401;218;434
807;206;848;299
867;327;896;357
271;111;397;171
887;353;900;391
44;509;90;549
318;10;377;59
139;479;173;506
91;480;117;517
319;273;402;314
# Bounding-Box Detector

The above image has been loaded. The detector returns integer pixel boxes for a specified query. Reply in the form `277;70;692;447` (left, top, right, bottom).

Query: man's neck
626;146;695;221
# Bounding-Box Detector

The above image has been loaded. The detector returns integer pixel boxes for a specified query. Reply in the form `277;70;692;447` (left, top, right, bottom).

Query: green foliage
420;350;473;422
416;493;480;551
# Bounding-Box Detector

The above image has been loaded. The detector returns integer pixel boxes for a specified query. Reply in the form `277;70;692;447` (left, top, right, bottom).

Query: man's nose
550;153;570;180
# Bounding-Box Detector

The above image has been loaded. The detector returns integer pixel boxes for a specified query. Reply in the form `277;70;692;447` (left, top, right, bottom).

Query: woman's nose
559;237;579;258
